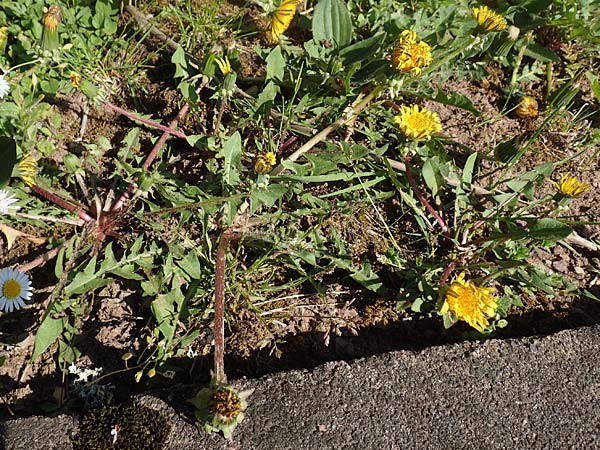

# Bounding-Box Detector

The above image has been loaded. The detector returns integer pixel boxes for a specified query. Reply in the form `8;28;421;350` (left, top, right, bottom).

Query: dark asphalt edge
2;325;600;450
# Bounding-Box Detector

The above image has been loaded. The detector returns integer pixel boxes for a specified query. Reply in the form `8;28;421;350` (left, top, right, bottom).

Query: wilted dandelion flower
16;154;37;187
391;30;432;75
0;268;32;313
268;0;302;44
254;151;277;174
0;74;10;99
514;96;539;118
0;189;20;215
393;105;442;141
215;56;232;76
441;273;498;333
69;71;82;89
551;174;590;198
471;5;507;32
41;4;62;50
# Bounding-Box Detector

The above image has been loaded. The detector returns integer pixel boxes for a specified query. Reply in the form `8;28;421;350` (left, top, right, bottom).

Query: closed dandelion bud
254;151;277;174
515;96;539;118
0;27;7;54
69;71;82;90
147;368;156;378
41;4;62;50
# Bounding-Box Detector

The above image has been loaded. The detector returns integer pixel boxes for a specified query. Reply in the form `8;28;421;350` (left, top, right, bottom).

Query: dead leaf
0;223;46;250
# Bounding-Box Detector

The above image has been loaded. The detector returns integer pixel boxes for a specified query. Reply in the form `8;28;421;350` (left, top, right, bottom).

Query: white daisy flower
0;267;32;312
0;74;10;99
0;189;20;215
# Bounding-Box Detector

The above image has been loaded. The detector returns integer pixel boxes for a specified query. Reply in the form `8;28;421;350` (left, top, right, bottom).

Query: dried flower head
69;71;82;89
41;4;62;50
551;174;590;198
16;154;37;187
268;0;302;44
190;384;253;440
0;267;33;313
471;5;507;32
254;151;277;174
215;56;232;76
515;96;539;118
391;30;432;75
441;273;498;333
0;74;9;99
0;189;20;215
393;105;442;141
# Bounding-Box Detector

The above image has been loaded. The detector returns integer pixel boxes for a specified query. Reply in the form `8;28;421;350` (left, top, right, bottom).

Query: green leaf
529;218;572;242
0;136;17;186
266;46;285;81
494;137;521;164
339;33;384;65
221;132;242;187
178;251;202;280
151;287;184;344
312;0;353;48
172;46;189;78
422;159;441;197
462;152;478;185
586;71;600;103
32;316;64;360
523;42;560;62
428;90;480;117
255;81;280;112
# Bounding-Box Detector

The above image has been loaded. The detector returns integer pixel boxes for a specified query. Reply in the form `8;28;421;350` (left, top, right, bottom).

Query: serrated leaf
221;132;242;187
312;0;353;48
172;46;189;78
428;90;480;116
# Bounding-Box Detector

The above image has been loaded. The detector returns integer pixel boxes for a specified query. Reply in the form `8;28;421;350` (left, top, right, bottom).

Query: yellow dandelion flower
471;5;507;32
17;154;37;187
268;0;302;44
393;105;442;141
69;71;82;89
215;56;232;76
391;30;432;75
441;273;498;333
514;96;539;118
551;174;590;198
254;151;277;174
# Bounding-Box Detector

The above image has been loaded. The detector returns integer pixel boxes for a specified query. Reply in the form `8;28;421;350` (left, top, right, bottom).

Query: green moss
72;402;171;450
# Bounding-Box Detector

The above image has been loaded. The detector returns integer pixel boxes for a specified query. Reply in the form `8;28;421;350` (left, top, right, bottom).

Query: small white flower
0;189;20;215
0;74;10;99
0;268;32;312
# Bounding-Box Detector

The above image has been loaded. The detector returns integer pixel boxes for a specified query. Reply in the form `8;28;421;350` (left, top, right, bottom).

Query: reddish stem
111;102;191;211
30;184;94;222
104;101;188;140
404;156;450;236
213;229;240;384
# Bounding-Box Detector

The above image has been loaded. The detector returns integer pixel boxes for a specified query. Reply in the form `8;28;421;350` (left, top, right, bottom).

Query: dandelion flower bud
514;96;539;118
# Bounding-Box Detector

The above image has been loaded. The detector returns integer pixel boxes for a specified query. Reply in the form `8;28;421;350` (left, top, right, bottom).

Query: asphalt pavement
2;325;599;450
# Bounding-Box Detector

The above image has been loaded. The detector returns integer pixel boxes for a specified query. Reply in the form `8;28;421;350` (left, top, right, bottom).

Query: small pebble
574;266;585;275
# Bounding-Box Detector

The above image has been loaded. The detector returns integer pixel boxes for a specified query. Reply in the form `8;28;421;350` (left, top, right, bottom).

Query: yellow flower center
3;280;21;299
